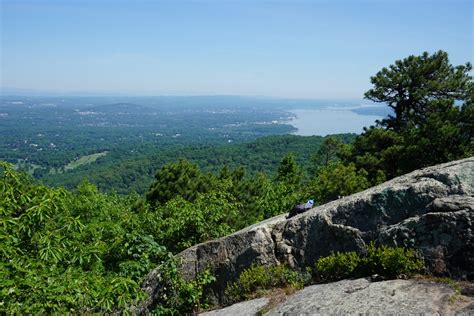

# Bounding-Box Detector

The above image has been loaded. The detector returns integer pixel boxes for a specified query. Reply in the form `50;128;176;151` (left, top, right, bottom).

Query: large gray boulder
140;157;473;311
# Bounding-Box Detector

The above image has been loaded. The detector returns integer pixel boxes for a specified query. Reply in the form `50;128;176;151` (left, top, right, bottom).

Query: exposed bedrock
201;278;474;315
140;157;473;311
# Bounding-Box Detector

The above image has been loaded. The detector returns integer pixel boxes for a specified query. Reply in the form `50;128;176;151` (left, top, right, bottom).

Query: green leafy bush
152;260;216;315
0;162;213;314
225;264;308;303
315;251;361;282
314;243;423;282
361;243;424;278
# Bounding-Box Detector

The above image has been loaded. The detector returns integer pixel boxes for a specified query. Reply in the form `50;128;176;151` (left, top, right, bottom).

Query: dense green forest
1;51;472;313
40;134;356;194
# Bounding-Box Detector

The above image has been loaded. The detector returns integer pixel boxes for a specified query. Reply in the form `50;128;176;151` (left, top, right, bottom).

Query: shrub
362;242;424;278
153;259;216;315
314;243;424;282
225;264;308;303
315;251;361;282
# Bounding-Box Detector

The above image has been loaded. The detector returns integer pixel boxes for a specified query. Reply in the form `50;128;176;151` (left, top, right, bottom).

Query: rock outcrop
201;297;270;316
201;278;474;315
140;157;473;312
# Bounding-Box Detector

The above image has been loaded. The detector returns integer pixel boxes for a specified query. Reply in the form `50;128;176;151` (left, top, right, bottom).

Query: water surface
289;109;382;136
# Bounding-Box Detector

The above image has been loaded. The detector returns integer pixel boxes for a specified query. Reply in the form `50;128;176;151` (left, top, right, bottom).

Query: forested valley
1;95;364;193
1;51;472;313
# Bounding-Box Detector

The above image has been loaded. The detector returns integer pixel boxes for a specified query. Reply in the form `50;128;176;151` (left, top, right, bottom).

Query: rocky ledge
200;278;474;315
139;157;473;312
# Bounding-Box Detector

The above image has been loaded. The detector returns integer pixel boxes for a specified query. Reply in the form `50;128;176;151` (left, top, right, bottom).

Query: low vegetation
223;244;424;307
314;243;424;282
225;265;309;304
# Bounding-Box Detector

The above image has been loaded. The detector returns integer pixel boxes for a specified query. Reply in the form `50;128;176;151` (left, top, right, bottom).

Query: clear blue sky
1;0;472;98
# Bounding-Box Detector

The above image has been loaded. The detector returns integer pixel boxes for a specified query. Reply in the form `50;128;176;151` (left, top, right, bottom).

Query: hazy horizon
0;89;368;101
1;0;472;99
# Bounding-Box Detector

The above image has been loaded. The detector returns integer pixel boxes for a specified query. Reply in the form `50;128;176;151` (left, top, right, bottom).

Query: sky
1;0;472;99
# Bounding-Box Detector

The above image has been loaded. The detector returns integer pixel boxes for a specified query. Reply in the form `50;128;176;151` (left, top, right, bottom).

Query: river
288;109;382;136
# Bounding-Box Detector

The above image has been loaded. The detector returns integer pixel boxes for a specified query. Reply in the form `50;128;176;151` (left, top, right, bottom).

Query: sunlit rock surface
201;278;474;315
139;157;473;313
